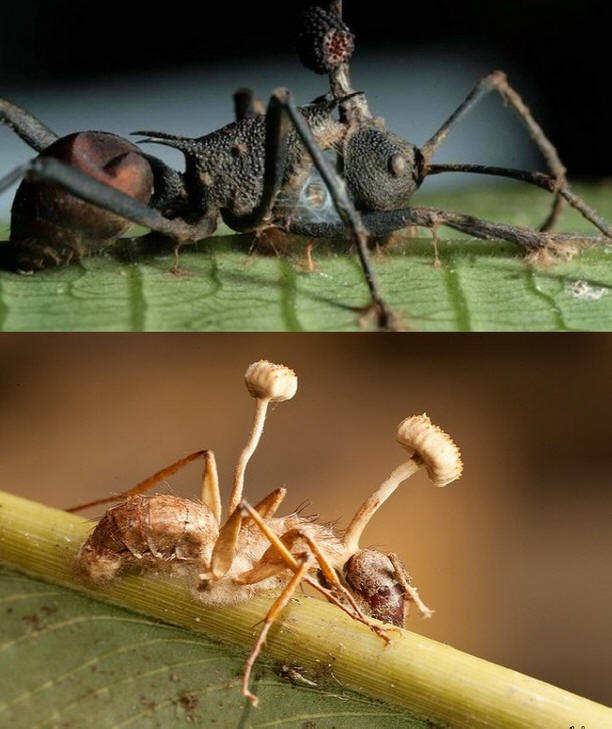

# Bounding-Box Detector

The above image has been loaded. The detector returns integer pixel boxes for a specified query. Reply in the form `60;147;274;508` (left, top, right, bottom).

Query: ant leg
242;558;311;706
421;70;567;231
200;451;221;524
1;97;58;151
226;88;397;330
0;156;217;244
233;88;265;121
403;205;609;253
425;164;611;239
66;449;215;513
291;206;609;252
220;90;292;234
387;553;434;620
244;488;287;523
281;90;396;329
208;488;287;580
238;503;391;643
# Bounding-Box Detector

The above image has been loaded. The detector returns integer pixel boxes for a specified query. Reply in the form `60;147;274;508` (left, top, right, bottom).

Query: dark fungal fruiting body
297;5;355;74
344;548;406;626
78;494;218;583
11;132;153;270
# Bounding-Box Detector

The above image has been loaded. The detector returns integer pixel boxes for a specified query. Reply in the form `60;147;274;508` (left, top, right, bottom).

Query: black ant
1;2;610;329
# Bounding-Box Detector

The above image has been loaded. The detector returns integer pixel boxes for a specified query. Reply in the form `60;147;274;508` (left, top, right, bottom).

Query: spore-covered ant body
70;360;463;705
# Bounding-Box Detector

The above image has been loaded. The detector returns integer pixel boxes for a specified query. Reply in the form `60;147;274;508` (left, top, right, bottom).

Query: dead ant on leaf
68;360;462;705
5;3;604;328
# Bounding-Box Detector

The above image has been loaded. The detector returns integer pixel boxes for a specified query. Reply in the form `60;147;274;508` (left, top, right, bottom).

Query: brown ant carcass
2;3;611;329
69;360;462;705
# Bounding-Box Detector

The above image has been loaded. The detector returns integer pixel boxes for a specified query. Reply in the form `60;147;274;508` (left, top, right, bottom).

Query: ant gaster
68;360;463;705
3;2;609;329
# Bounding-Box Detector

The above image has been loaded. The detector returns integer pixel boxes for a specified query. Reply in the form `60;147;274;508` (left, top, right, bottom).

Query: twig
0;489;609;729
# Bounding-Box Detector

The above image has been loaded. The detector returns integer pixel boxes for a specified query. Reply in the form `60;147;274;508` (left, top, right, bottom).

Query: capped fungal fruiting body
397;413;463;486
244;360;298;402
72;359;462;706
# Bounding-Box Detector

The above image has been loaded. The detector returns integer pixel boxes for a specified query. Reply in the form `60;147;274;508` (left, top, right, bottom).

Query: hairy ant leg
421;70;567;231
290;203;609;253
425;164;612;239
242;558;311;706
206;488;288;582
237;502;392;642
67;449;220;518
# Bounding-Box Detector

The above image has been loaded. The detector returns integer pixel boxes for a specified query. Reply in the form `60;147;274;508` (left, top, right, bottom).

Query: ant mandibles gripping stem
1;1;610;329
68;359;463;706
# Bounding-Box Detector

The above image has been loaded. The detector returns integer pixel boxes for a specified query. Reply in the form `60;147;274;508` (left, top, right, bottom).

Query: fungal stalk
343;414;462;553
228;361;298;515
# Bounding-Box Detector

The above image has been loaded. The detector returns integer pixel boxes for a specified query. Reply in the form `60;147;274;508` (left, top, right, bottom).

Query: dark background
0;0;609;177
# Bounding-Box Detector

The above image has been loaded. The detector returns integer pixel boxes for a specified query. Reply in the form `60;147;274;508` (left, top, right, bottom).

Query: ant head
343;548;406;627
343;126;424;211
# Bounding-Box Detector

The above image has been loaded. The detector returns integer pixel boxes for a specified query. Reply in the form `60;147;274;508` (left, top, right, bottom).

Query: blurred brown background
0;333;610;706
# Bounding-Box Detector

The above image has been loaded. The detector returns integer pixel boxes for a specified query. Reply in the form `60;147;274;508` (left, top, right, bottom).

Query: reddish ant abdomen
79;494;218;582
11;131;153;271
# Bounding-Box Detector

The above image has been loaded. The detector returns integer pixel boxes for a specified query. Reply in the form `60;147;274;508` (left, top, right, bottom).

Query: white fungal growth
396;414;463;487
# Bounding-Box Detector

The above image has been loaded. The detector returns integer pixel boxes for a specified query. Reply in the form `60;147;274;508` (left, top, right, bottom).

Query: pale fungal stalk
228;361;298;515
343;414;462;553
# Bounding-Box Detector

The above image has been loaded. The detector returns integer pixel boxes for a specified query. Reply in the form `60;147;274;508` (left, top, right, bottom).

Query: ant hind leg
421;70;567;231
67;450;216;514
1;97;58;152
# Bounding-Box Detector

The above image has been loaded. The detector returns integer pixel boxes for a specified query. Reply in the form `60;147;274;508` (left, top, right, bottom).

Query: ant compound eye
389;154;407;177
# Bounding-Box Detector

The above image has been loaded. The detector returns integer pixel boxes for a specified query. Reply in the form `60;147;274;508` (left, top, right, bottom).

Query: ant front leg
293;204;610;258
376;205;610;259
237;502;392;644
424;164;612;241
230;88;397;330
242;558;311;706
421;71;567;231
405;205;611;255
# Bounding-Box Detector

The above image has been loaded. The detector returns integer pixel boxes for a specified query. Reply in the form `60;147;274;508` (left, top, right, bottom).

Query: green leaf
0;565;429;729
0;183;611;330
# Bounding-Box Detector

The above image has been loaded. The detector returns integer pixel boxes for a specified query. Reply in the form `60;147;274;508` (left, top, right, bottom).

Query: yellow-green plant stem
0;490;609;729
